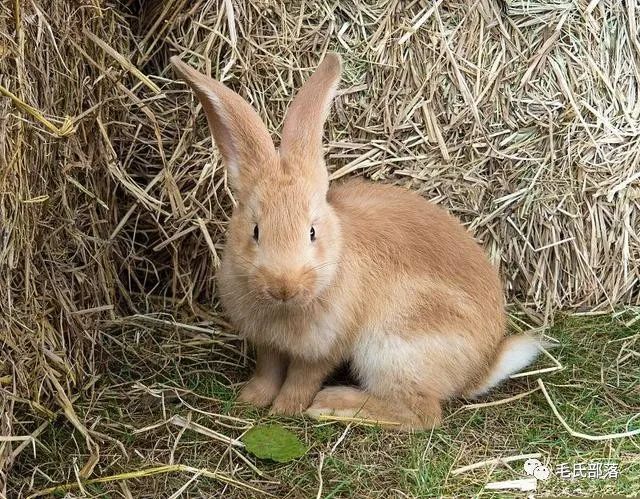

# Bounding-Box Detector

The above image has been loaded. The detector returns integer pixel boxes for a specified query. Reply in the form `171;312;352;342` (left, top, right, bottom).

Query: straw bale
126;0;640;315
0;0;135;479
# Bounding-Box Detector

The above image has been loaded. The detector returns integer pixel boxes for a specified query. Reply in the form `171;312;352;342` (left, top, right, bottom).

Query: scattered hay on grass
6;313;640;497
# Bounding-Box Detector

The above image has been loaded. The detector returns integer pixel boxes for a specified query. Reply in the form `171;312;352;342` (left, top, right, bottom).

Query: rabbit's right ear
280;53;342;169
171;57;277;197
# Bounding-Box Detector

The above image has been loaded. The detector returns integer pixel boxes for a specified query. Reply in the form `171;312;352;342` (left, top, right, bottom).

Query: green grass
7;313;639;498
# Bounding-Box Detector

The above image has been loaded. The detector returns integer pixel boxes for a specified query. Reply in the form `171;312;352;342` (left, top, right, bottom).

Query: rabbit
170;52;542;430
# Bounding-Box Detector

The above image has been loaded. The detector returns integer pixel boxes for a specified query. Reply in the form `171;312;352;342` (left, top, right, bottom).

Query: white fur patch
260;308;341;361
298;312;340;359
351;330;473;399
470;336;541;397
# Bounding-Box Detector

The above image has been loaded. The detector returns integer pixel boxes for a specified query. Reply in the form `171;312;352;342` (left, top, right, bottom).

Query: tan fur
236;345;286;407
306;386;442;430
172;53;537;431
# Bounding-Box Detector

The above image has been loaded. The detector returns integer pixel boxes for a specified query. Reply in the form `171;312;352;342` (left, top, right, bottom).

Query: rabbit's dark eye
253;225;259;242
310;226;316;242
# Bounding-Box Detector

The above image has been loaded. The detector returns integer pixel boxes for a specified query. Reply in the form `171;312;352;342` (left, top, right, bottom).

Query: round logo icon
533;464;551;481
524;458;542;475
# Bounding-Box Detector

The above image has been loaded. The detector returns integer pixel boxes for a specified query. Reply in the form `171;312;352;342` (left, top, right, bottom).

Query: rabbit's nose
267;276;300;302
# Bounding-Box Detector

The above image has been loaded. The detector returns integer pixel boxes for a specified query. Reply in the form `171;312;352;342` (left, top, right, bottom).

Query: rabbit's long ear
171;57;277;196
280;53;342;168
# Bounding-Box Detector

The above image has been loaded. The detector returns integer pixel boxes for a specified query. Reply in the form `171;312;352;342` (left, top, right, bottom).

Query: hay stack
126;0;640;318
0;0;140;481
1;0;639;487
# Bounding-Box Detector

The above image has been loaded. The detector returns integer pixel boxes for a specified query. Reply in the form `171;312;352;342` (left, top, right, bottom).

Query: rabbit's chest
248;310;341;361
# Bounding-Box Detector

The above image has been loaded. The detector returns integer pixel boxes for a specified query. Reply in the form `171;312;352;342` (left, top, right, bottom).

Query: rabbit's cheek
246;272;272;301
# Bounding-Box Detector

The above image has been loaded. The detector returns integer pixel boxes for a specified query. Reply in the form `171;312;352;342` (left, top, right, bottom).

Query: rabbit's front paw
237;377;281;408
269;388;316;416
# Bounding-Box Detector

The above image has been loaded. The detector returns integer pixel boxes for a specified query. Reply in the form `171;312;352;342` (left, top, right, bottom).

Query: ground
7;312;640;498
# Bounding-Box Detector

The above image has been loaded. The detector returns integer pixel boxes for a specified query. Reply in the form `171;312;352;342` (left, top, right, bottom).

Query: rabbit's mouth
260;283;316;308
265;283;301;303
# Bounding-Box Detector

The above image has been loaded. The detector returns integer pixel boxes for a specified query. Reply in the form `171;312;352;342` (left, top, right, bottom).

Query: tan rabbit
171;53;541;430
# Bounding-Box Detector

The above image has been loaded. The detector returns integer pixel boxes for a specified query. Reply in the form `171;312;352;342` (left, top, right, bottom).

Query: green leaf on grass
242;424;307;462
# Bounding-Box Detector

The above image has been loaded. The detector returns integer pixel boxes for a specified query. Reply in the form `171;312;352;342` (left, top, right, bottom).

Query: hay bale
0;0;139;478
125;0;639;315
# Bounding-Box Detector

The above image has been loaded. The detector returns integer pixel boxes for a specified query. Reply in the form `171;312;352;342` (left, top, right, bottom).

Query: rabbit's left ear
170;56;278;198
279;53;342;168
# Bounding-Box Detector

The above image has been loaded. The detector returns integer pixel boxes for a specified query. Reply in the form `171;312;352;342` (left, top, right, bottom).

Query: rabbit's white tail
467;335;542;398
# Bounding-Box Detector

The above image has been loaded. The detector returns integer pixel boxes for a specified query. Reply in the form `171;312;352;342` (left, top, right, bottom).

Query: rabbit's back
328;179;503;312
